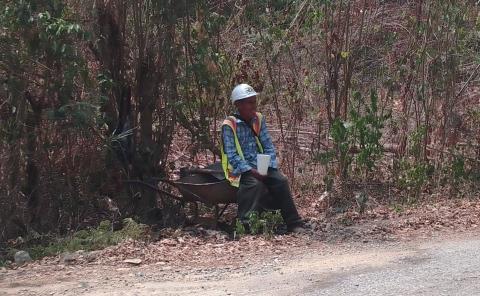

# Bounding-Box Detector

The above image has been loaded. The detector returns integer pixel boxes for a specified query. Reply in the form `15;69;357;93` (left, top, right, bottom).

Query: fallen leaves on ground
16;197;480;271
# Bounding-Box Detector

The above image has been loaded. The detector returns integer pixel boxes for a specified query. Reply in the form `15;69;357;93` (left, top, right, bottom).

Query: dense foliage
1;0;479;242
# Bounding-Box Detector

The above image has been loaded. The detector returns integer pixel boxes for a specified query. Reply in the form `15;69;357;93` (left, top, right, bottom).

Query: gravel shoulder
2;229;480;296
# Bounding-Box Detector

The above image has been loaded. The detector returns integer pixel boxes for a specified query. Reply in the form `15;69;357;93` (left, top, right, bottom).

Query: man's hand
250;169;267;181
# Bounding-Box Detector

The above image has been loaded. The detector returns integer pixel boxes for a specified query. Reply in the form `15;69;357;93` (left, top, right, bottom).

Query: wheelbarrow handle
123;180;184;202
124;179;213;205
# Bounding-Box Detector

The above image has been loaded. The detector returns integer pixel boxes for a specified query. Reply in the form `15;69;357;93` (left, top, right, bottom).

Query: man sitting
220;84;305;233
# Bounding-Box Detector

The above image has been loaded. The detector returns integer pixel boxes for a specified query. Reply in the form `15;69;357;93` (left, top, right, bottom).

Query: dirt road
2;231;479;296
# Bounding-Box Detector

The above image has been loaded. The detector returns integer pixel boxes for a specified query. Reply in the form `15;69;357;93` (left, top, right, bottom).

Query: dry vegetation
1;0;479;261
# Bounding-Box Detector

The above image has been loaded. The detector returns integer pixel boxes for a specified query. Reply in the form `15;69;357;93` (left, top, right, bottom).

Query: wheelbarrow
125;162;238;221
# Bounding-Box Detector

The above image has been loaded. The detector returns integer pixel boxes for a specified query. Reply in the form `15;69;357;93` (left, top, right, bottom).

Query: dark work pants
237;169;302;228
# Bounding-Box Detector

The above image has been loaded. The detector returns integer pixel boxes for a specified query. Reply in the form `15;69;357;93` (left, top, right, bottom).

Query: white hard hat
230;84;258;103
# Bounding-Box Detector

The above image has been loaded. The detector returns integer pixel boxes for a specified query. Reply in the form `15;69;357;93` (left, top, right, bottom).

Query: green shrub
234;210;284;238
315;90;389;180
7;219;147;261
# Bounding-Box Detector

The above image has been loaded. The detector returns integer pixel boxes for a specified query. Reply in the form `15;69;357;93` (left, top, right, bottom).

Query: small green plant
234;219;247;239
6;218;147;261
396;126;434;202
449;154;467;184
234;210;284;238
397;160;433;203
329;118;354;178
408;126;427;160
262;210;285;235
315;90;389;179
349;91;389;175
246;211;263;235
439;152;475;193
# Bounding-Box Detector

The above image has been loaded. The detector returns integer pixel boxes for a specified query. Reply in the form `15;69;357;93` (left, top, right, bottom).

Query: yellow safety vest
220;112;264;187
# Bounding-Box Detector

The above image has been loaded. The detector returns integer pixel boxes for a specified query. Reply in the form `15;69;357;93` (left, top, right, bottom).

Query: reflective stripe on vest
220;112;264;187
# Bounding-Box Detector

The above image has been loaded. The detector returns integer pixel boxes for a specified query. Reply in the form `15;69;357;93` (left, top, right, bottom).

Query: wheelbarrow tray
173;173;237;205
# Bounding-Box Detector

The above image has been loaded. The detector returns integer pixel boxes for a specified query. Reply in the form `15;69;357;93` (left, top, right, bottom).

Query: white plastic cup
257;154;271;176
